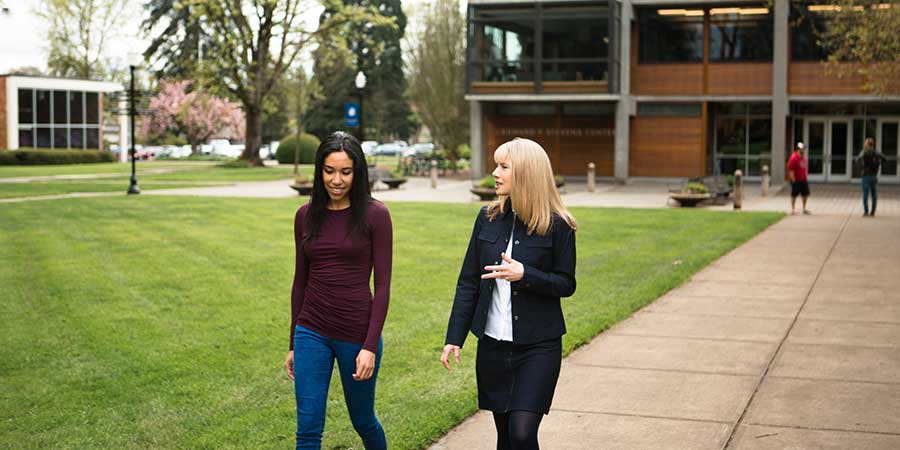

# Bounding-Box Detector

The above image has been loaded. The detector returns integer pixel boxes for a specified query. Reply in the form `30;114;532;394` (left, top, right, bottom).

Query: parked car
361;140;378;155
209;140;242;158
372;143;405;156
404;142;434;157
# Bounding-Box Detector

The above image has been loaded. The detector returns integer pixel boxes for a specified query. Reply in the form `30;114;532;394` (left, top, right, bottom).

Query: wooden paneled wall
708;63;772;95
629;116;704;177
789;62;866;95
471;82;533;95
541;81;608;94
484;113;615;177
632;64;704;95
0;77;6;149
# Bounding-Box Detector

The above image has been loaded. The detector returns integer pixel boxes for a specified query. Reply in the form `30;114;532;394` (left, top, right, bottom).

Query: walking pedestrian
788;142;811;215
284;131;392;450
440;137;577;450
855;137;888;217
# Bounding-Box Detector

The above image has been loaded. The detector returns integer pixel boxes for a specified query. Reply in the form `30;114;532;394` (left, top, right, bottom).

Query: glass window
53;91;68;125
542;62;607;82
53;128;68;149
70;128;84;149
18;128;34;147
638;9;703;63
36;127;51;148
543;19;608;60
637;103;701;117
563;103;615;116
497;103;555;116
717;118;747;155
18;89;33;124
86;92;99;125
86;129;100;149
69;92;84;125
748;119;771;156
709;9;773;62
36;90;51;124
791;5;833;61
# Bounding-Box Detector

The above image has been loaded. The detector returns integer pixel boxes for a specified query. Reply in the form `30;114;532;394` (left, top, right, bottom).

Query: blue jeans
862;175;878;215
293;325;386;450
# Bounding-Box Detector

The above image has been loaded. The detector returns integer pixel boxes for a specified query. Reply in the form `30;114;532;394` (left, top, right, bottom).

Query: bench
689;175;733;205
369;167;408;190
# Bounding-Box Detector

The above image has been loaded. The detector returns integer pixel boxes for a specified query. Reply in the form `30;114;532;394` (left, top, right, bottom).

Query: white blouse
484;220;515;342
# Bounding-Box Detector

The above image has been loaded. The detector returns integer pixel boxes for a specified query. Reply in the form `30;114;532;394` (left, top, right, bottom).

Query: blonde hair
486;138;577;235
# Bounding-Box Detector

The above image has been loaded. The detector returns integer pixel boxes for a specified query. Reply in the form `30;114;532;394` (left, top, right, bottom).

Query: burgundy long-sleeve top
290;201;392;353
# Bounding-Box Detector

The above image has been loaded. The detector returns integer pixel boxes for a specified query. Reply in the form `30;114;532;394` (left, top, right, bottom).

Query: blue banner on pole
345;103;360;128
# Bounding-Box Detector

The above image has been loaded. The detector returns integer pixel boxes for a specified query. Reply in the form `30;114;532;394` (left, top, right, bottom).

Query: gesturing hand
353;349;376;381
482;252;524;282
440;344;461;372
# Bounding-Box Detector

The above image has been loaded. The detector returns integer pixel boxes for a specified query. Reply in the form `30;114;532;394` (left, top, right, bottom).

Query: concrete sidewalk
430;213;900;449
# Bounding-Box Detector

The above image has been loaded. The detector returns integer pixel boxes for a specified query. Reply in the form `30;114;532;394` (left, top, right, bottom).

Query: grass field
0;163;309;199
0;197;782;449
0;161;213;178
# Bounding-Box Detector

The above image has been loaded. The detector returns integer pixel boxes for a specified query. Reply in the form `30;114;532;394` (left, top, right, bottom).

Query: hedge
0;149;115;165
275;133;320;165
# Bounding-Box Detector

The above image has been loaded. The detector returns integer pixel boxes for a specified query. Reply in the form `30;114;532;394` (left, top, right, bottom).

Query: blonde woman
440;138;577;450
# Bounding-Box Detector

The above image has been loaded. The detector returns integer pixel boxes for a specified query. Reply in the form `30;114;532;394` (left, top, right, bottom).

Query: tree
143;0;390;166
306;0;416;142
305;29;358;139
141;80;245;154
406;0;468;160
143;0;214;80
36;0;128;79
815;0;900;96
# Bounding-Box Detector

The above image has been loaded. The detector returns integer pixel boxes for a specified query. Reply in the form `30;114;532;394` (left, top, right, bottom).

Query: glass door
829;120;852;182
803;118;852;182
805;120;826;181
877;120;900;183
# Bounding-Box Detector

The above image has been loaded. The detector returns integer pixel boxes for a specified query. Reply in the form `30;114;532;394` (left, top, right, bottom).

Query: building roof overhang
1;75;123;92
466;94;620;102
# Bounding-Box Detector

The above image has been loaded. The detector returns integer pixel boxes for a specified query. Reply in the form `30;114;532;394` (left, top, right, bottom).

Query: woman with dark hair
284;131;392;449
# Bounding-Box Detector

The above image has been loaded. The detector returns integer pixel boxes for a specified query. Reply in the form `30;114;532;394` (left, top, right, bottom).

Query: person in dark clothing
855;137;888;217
441;138;577;450
284;131;392;450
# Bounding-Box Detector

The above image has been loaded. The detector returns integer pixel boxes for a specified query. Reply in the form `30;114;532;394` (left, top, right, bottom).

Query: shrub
685;182;709;194
0;149;114;165
456;144;472;160
276;133;320;165
478;175;495;188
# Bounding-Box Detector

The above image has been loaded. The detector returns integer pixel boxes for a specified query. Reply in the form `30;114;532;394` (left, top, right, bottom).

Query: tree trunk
191;142;200;155
243;106;264;167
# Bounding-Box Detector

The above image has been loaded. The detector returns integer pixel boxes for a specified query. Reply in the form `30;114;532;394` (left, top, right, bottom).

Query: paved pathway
430;212;900;449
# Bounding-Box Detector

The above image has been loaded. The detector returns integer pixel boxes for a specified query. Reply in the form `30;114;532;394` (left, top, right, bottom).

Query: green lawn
0;182;232;199
0;198;782;449
0;161;213;178
0;164;309;199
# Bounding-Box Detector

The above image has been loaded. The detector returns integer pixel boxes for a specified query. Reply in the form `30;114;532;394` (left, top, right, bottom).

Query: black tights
492;410;543;450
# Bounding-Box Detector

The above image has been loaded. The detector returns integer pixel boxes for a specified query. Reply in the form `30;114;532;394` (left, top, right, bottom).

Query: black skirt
475;335;562;414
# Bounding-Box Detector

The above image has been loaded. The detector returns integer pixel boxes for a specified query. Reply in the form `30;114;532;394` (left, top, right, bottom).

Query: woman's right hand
440;344;461;372
285;351;294;380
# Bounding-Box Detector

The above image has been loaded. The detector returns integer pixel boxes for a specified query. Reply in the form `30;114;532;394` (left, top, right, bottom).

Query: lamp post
355;71;366;141
127;53;141;195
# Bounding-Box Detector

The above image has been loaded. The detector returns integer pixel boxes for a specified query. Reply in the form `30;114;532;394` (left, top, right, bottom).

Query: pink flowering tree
142;79;245;154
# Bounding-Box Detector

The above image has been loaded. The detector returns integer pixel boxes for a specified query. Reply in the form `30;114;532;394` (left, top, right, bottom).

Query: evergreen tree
308;0;414;142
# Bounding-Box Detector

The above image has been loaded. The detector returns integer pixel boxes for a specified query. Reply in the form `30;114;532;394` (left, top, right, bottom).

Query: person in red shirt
284;131;392;450
787;142;811;215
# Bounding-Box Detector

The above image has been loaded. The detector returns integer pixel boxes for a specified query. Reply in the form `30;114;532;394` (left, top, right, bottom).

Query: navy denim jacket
445;203;576;348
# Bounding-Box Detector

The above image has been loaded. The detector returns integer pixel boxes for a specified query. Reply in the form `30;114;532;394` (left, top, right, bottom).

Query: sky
0;0;460;76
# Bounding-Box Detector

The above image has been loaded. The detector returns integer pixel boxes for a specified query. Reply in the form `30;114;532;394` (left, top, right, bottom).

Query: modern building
465;0;900;184
1;75;123;151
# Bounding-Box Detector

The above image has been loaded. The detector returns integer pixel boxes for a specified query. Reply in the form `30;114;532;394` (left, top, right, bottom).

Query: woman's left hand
482;252;524;282
353;349;376;381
